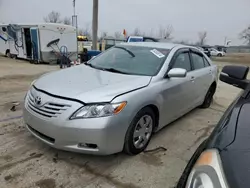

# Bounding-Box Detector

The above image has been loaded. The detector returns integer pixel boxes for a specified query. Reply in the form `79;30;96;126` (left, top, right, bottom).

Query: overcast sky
0;0;249;45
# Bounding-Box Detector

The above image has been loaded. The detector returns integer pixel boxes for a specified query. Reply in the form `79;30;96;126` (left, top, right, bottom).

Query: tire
200;84;216;108
217;53;222;57
124;107;156;155
6;51;11;58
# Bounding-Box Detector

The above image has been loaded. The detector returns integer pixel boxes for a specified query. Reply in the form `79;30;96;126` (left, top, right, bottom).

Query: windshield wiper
115;46;135;57
85;62;93;67
102;68;130;74
85;62;101;69
85;63;129;74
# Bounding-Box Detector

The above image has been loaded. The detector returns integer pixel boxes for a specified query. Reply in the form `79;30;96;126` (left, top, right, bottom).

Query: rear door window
191;52;206;70
203;57;211;67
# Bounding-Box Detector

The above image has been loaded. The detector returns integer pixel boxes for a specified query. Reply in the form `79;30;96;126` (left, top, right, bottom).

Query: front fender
112;85;162;127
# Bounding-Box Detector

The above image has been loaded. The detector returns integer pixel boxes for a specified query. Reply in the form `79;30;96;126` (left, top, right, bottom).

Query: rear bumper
23;106;129;155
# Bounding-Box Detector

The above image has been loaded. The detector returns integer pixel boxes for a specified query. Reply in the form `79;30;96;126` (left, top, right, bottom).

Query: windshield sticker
150;49;165;58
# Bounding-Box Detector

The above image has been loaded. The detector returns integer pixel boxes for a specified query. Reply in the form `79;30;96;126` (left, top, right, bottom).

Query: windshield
88;45;170;76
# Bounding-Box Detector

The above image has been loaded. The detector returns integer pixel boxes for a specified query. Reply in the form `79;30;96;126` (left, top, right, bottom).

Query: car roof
119;42;189;50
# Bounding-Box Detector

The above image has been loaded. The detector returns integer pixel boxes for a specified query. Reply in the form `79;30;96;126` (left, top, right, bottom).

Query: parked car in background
177;65;250;188
215;45;227;53
197;46;211;58
202;47;211;58
100;37;126;51
126;36;159;42
23;42;218;155
210;48;226;57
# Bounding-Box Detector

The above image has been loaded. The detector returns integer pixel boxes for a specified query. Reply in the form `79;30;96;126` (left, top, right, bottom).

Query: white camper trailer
0;24;9;56
0;23;77;63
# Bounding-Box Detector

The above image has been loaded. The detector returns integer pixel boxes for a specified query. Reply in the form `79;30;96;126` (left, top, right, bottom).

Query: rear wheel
200;84;216;108
124;107;155;155
217;53;222;57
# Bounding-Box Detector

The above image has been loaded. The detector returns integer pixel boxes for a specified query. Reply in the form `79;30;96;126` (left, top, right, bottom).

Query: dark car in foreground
177;65;250;188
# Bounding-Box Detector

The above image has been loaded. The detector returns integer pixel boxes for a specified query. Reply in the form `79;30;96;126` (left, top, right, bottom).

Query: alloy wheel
133;115;153;149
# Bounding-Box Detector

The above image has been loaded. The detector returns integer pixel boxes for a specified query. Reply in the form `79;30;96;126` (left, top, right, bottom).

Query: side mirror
168;68;187;78
220;65;249;89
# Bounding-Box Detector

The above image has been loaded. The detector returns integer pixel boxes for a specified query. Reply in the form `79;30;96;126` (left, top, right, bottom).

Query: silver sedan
23;42;218;155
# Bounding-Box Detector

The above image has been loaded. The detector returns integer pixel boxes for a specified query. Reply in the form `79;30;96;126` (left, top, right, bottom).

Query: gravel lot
0;56;242;188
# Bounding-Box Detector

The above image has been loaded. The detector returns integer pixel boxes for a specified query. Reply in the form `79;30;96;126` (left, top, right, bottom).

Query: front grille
27;93;71;118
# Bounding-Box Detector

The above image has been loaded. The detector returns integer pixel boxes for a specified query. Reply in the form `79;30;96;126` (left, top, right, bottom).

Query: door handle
190;76;195;81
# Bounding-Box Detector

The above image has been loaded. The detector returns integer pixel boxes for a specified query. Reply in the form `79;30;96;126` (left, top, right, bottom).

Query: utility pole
73;0;76;16
72;0;78;60
72;0;77;29
92;0;98;50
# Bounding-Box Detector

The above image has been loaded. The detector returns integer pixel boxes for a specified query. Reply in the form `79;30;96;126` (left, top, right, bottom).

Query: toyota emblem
34;96;42;106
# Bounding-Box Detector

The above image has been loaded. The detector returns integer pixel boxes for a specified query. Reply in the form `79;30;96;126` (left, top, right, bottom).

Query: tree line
44;11;250;46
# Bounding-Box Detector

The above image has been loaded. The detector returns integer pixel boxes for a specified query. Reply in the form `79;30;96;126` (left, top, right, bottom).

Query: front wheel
124;107;156;155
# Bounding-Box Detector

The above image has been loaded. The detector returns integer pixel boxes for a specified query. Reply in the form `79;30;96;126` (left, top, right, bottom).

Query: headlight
25;80;36;100
30;79;37;87
185;149;229;188
70;102;127;119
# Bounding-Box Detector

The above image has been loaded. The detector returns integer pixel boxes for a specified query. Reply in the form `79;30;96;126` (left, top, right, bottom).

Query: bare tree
63;17;71;25
100;31;108;39
78;28;84;36
175;40;189;45
132;28;141;36
114;31;122;39
78;26;92;40
148;28;155;37
158;25;173;40
239;25;250;45
84;30;92;39
198;31;207;45
44;11;62;23
79;23;92;39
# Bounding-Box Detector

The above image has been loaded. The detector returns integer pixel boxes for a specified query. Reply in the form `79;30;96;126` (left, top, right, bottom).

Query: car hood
220;150;250;188
219;103;250;188
34;65;151;103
